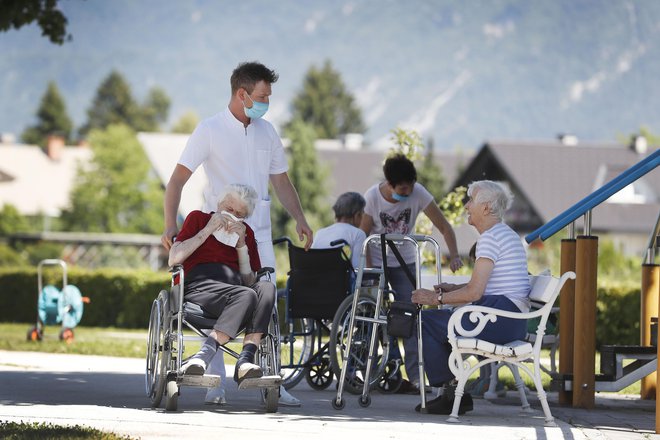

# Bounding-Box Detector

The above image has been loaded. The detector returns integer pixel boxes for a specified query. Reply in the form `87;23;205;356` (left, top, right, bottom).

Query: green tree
417;137;446;200
639;127;660;146
80;71;141;136
0;0;70;44
387;127;423;161
271;119;332;241
171;110;200;134
0;204;29;235
21;81;73;146
137;86;170;132
287;60;365;139
61;124;164;234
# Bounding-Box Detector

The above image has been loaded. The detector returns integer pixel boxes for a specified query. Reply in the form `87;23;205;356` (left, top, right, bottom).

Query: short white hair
217;183;258;217
467;180;513;219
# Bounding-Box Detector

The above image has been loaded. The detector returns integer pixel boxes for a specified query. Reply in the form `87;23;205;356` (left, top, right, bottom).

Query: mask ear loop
241;89;254;108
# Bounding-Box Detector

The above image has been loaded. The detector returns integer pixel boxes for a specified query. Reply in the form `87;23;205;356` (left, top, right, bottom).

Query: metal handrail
525;149;660;243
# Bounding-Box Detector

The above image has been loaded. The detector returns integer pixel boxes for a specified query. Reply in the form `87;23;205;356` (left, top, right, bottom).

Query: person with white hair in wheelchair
169;183;276;385
411;180;530;415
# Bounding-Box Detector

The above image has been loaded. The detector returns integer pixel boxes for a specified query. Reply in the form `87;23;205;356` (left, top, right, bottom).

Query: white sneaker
205;386;227;405
234;362;263;383
182;357;206;375
278;386;301;407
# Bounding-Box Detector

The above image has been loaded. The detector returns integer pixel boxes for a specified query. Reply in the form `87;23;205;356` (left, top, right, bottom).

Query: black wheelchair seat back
287;244;353;320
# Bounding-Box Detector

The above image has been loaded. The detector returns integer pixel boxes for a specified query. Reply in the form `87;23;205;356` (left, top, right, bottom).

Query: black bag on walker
387;301;418;338
380;233;419;339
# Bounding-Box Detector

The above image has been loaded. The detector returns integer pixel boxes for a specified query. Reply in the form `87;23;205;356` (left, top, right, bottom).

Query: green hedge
0;267;169;328
596;283;641;347
0;267;645;345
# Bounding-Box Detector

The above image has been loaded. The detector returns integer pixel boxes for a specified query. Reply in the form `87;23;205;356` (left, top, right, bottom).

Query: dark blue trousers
421;295;527;386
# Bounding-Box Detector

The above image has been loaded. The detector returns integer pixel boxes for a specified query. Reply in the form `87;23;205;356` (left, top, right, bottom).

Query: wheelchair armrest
258;267;275;275
169;264;183;273
257;267;275;281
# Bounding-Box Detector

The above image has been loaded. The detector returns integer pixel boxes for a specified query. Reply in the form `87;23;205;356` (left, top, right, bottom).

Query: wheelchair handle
273;236;292;246
330;239;349;247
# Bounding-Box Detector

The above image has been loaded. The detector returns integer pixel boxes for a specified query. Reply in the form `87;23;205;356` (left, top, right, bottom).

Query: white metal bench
445;271;576;426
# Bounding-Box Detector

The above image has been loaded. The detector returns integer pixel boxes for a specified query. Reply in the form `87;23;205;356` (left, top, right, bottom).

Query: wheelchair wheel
279;317;314;390
145;292;170;408
329;294;389;395
306;353;333;390
258;311;279;413
165;379;178;411
377;359;403;394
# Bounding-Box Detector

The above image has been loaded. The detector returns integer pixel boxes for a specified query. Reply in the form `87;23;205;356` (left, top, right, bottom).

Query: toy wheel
331;397;345;410
358;394;371;407
165;380;178;411
59;328;74;343
306;354;333;390
264;387;279;413
377;359;403;394
27;326;42;342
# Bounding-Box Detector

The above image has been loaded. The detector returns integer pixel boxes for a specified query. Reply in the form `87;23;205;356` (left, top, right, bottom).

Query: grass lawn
0;421;136;440
0;322;246;364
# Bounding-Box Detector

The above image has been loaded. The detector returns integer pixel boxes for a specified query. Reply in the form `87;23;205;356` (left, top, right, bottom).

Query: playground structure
523;149;660;432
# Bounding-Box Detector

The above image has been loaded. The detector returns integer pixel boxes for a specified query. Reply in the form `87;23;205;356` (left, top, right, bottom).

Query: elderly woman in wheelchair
412;180;531;415
169;183;276;385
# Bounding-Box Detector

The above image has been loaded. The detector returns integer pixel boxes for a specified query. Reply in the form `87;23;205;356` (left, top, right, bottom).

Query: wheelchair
274;237;354;391
275;237;404;395
145;265;282;412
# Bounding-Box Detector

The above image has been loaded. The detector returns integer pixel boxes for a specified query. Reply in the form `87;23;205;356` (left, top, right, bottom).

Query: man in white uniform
161;61;313;407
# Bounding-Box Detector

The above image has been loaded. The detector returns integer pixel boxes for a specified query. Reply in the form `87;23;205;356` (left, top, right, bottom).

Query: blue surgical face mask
391;192;409;202
243;93;269;119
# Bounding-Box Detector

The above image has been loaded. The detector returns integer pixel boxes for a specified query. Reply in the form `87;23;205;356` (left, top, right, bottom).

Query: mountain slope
1;0;659;150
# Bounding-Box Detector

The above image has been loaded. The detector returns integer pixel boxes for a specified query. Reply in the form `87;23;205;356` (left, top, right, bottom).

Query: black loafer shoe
415;393;473;415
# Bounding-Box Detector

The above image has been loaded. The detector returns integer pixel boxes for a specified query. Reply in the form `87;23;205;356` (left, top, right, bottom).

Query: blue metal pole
525;150;660;243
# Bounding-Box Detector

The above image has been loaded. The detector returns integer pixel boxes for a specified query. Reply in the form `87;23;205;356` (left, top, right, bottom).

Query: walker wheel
59;328;74;343
358;395;371;407
331;397;345;410
27;326;42;342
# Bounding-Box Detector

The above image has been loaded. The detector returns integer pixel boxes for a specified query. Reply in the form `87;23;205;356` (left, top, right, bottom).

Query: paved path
0;350;658;440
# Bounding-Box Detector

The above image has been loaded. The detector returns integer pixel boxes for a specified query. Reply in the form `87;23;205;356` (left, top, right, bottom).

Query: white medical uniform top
177;108;288;243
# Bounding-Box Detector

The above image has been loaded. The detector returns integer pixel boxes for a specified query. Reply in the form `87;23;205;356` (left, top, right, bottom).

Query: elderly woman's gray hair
467;180;513;219
333;192;366;219
217;183;258;217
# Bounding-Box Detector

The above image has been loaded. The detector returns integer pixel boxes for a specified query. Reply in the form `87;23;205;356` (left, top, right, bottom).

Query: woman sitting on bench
412;180;531;414
169;183;276;385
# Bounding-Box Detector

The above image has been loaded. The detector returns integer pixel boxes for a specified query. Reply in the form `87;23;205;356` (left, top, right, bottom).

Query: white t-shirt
178;108;288;245
312;222;367;269
476;222;531;312
364;182;434;267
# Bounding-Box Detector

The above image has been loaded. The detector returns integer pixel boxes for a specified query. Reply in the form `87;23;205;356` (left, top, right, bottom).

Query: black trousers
184;263;275;338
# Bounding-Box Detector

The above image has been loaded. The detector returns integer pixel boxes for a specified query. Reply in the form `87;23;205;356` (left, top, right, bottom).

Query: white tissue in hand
212;211;241;247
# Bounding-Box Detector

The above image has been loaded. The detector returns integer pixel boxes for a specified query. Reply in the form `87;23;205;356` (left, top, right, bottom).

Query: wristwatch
437;292;444;305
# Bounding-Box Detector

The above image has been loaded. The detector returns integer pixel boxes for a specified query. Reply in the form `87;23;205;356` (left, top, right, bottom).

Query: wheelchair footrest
238;375;282;390
178;374;221;388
